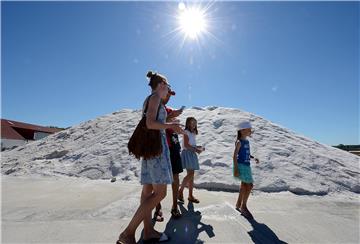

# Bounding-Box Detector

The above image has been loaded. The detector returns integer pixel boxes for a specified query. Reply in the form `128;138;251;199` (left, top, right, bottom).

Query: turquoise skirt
237;164;253;183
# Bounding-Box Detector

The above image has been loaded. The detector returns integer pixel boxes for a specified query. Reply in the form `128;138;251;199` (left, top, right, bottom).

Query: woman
117;71;185;244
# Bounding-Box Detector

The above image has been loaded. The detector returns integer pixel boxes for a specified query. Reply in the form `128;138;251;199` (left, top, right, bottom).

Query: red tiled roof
1;119;62;140
1;121;24;140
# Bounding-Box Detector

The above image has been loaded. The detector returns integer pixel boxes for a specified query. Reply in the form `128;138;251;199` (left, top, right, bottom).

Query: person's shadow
163;202;215;244
246;218;288;244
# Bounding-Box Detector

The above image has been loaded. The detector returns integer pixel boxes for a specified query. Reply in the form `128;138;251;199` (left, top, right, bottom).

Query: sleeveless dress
237;139;253;183
181;130;200;170
140;98;173;185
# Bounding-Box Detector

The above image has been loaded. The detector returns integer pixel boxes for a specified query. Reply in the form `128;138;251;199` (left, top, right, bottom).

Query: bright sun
178;4;208;40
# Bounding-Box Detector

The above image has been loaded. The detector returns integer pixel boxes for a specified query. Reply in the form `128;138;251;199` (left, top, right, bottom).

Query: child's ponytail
236;130;242;142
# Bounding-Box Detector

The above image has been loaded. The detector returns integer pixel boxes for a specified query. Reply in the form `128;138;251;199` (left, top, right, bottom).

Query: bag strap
143;94;162;120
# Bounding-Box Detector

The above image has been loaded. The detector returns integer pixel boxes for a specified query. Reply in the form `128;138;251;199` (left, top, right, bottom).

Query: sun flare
178;5;208;40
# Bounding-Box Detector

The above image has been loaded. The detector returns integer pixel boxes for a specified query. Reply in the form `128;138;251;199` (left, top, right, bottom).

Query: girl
117;71;184;244
233;121;259;220
178;117;204;204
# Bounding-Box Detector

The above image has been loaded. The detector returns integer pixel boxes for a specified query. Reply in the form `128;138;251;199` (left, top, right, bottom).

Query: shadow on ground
161;202;215;244
247;218;288;244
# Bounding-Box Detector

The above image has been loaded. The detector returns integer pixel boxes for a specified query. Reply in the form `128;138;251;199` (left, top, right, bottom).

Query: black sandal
143;232;169;243
171;208;182;219
153;209;164;222
188;197;200;204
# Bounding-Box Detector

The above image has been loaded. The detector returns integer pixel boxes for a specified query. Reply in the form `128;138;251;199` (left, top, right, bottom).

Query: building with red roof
1;119;63;150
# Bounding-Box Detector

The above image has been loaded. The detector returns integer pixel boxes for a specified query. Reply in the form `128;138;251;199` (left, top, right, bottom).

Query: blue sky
2;1;359;145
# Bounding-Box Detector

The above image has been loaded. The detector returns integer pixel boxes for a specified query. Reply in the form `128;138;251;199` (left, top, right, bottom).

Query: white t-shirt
183;130;196;148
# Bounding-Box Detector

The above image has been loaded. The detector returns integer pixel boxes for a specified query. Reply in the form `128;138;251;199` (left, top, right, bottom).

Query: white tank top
183;130;196;148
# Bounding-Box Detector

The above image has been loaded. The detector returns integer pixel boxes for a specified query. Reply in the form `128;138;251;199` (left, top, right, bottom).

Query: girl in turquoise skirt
233;121;260;219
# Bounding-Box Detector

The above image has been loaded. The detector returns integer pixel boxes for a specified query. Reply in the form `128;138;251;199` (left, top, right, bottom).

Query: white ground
1;176;359;244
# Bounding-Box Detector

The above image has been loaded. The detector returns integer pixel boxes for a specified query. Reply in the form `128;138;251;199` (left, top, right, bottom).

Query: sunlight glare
178;6;208;40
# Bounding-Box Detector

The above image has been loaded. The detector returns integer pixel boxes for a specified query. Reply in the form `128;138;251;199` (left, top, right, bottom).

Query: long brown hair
237;130;242;141
235;130;242;145
185;117;198;135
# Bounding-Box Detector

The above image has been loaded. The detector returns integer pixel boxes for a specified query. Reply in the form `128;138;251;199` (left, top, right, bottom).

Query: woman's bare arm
146;95;185;134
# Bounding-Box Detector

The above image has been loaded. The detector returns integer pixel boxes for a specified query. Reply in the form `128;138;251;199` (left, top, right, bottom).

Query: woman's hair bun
146;71;154;79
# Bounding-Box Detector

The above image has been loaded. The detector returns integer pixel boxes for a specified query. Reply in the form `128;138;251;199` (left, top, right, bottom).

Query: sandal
188;197;200;204
170;208;182;219
153;209;164;222
116;234;135;244
143;232;169;243
143;237;159;244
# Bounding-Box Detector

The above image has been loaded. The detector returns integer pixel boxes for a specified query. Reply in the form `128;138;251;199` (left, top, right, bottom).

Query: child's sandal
171;208;182;218
188;197;200;203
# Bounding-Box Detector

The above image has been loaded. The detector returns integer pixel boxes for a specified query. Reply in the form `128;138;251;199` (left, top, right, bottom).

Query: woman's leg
141;185;161;240
171;174;180;209
119;184;167;243
153;201;163;222
155;202;162;213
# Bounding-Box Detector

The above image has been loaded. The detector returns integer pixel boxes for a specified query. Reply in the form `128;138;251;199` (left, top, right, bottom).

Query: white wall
34;132;51;140
1;139;26;150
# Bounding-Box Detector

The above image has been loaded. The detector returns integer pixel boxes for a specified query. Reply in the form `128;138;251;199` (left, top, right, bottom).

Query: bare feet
240;207;254;219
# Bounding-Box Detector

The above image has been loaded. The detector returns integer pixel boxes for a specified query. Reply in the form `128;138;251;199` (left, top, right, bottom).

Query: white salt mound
2;107;359;196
